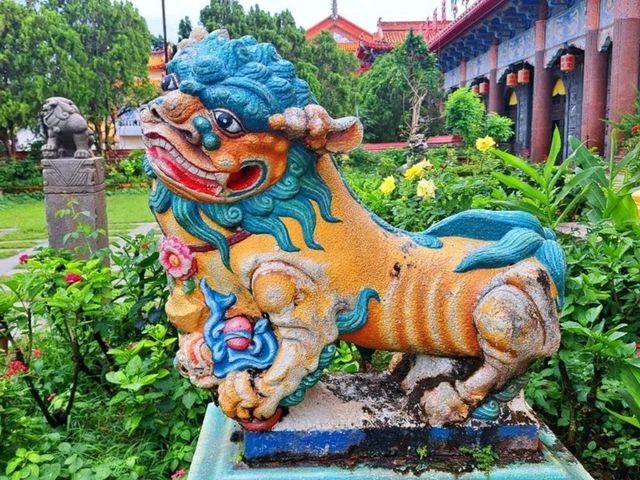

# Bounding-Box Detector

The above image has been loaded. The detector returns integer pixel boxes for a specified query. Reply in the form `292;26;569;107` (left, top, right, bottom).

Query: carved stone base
41;156;108;255
189;374;594;479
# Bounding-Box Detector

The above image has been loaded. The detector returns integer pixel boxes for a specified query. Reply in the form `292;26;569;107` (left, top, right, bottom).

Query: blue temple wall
497;29;535;72
465;51;491;84
544;0;586;65
440;0;599;88
444;65;460;90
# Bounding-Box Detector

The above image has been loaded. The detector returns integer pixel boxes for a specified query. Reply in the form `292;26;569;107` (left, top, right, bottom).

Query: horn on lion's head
269;105;363;155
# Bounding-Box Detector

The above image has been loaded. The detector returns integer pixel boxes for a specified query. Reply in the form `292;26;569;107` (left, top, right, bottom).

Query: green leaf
544;127;562;181
491;148;544;186
552;166;599;207
6;458;21;475
492;172;547;204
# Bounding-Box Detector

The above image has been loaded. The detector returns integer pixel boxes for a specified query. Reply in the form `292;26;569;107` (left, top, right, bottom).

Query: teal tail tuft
426;210;566;306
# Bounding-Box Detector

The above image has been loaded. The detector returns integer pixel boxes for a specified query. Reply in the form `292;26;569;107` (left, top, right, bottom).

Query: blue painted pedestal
188;375;593;479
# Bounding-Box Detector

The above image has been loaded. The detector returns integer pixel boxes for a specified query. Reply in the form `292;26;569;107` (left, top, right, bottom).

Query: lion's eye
213;109;243;135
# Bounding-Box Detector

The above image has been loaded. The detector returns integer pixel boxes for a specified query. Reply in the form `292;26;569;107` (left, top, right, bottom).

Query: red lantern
517;68;530;84
506;72;517;87
560;53;576;72
471;85;479;94
479;82;489;95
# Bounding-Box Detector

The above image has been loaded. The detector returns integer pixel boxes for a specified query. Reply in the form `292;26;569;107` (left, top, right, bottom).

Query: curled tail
425;210;566;306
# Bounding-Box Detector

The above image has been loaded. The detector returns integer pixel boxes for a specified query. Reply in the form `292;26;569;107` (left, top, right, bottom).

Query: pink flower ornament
159;236;197;280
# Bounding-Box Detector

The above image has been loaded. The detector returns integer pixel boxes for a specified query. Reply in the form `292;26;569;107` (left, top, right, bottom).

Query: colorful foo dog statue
140;28;564;432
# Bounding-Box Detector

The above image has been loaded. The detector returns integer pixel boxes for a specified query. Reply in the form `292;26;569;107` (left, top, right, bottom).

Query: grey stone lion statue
41;97;93;159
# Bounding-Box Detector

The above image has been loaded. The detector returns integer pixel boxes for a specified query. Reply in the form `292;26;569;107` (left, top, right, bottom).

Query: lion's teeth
213;173;229;186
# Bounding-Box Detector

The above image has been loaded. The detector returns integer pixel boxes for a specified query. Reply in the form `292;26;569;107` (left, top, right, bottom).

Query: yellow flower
416;159;433;170
475;136;496;152
379;175;396;195
404;163;425;180
416;179;436;199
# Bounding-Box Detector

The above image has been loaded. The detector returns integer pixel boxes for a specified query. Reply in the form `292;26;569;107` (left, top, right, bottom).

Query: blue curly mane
168;33;316;130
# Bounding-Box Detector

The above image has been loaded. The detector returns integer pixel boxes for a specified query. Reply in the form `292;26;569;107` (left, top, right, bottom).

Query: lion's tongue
147;146;222;196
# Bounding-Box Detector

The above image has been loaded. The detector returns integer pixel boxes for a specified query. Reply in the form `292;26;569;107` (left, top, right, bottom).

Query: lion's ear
325;116;363;154
269;106;363;154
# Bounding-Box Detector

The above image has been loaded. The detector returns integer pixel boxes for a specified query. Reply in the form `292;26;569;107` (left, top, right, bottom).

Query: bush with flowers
0;231;207;479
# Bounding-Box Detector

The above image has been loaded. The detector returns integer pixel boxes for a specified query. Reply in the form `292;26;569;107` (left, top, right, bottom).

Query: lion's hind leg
419;266;559;425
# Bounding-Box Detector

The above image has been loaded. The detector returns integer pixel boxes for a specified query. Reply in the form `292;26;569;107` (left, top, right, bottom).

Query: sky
130;0;446;43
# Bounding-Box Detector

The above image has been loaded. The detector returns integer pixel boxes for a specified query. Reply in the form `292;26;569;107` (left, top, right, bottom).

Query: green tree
298;31;359;118
177;16;192;42
395;32;442;140
0;0;88;155
357;33;443;142
357;53;406;142
199;0;247;39
199;1;305;62
151;34;165;50
43;0;152;155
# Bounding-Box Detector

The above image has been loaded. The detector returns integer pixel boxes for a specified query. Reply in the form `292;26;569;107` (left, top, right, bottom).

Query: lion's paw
218;370;262;420
419;382;469;426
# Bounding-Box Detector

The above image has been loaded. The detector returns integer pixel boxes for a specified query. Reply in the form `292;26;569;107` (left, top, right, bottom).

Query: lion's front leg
218;264;338;421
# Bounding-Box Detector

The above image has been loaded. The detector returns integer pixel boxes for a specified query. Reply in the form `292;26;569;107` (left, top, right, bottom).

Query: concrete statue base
188;374;593;479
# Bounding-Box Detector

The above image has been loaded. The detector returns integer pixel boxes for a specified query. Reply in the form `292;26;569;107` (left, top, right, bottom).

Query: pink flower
64;273;83;285
18;253;29;264
32;349;43;358
170;469;186;480
159;236;197;280
47;393;56;402
4;360;28;378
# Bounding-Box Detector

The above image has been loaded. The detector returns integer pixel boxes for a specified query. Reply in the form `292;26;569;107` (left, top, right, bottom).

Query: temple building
306;1;450;71
431;0;639;160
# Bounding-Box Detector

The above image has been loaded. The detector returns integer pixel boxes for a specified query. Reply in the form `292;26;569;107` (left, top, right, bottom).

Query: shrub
444;88;514;147
0;231;206;478
444;88;485;145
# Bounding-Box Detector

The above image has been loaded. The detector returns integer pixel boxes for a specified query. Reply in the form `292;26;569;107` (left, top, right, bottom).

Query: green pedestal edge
188;403;594;480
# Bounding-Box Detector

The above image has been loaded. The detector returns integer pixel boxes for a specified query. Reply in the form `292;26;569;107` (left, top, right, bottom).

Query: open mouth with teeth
144;133;267;201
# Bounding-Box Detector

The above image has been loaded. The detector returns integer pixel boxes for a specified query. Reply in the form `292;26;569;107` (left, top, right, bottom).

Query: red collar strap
188;230;252;253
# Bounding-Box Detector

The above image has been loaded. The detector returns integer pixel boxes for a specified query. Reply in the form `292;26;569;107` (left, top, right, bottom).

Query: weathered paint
140;28;564;429
188;403;594;480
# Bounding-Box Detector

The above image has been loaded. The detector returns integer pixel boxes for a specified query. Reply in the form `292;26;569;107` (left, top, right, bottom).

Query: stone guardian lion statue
41;97;93;159
139;28;565;431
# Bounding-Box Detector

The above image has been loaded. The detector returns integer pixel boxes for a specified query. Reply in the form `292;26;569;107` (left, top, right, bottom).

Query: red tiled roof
377;20;451;46
379;21;426;30
306;15;374;43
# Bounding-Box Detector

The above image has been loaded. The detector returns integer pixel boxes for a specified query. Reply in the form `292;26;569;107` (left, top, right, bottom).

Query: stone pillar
581;0;608;152
41;156;109;256
530;2;553;162
609;0;640;138
488;42;503;113
459;58;467;87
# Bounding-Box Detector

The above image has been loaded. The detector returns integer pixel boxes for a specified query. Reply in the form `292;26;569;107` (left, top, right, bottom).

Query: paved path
0;223;158;277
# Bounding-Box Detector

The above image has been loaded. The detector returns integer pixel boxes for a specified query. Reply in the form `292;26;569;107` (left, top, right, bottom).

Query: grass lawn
0;190;155;254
